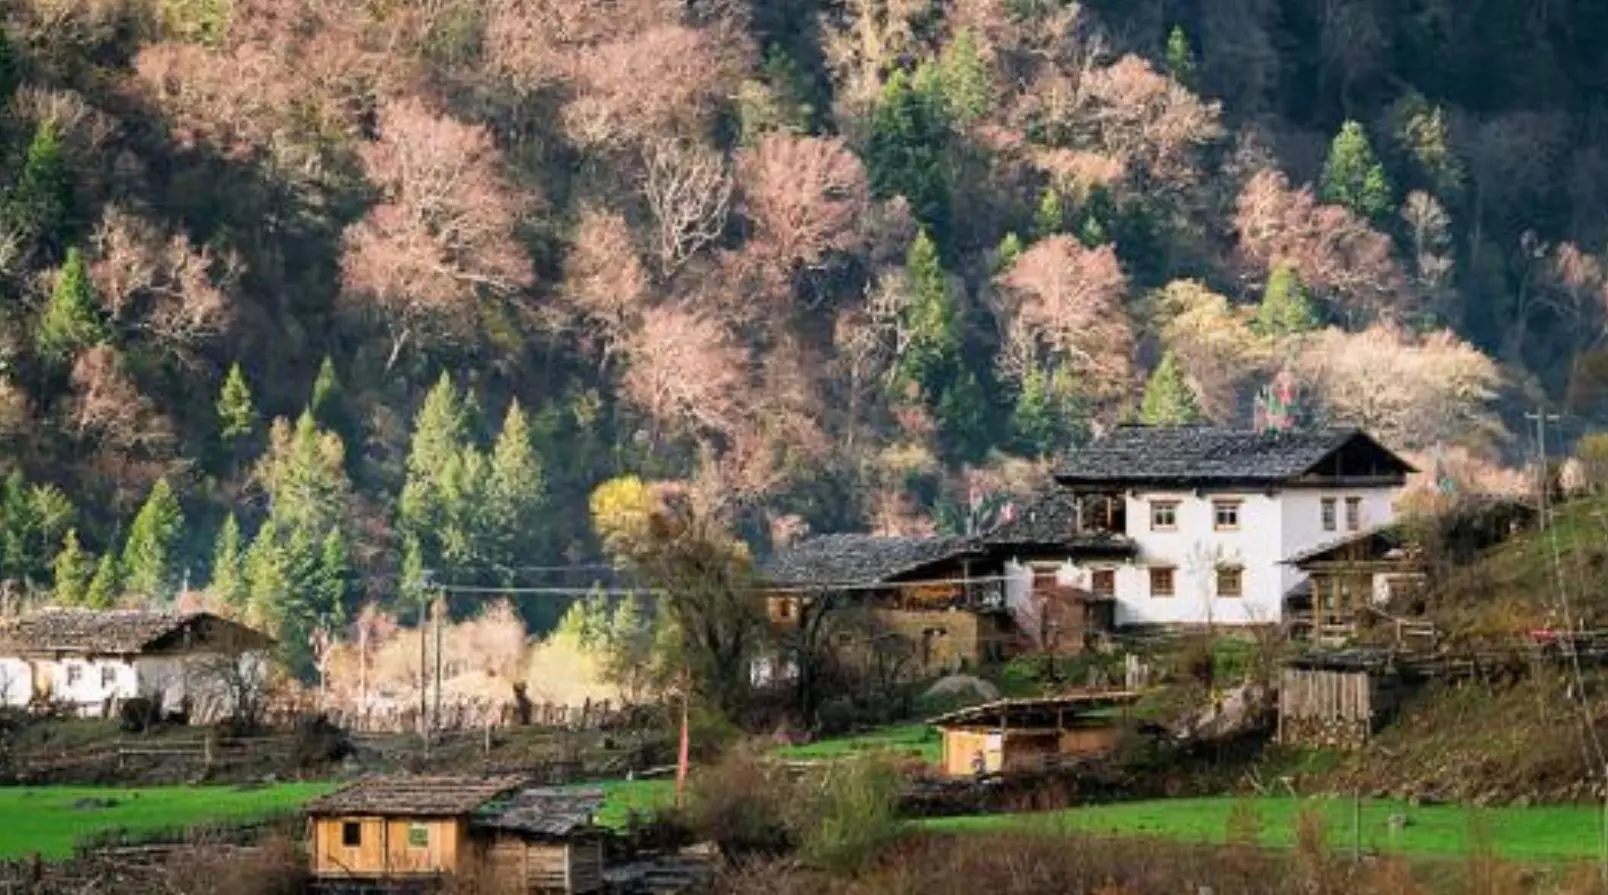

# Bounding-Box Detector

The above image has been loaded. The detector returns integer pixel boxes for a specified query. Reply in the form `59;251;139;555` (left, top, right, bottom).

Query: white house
0;608;275;720
999;426;1414;628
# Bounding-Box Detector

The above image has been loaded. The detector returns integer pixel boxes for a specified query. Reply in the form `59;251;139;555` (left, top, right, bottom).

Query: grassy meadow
0;784;335;859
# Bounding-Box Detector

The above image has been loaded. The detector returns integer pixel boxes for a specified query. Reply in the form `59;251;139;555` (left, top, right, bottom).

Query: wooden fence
1276;666;1397;748
264;697;628;734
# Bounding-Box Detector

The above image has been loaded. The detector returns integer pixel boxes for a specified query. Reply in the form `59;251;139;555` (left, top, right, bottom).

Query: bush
686;747;793;859
118;698;156;733
791;756;903;873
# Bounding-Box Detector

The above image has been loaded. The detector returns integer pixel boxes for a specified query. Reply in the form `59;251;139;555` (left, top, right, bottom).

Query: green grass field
0;784;335;859
591;778;677;829
922;796;1606;860
773;724;942;764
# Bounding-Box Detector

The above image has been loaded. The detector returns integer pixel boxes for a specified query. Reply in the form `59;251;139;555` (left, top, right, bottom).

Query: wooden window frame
1150;500;1179;531
1345;496;1362;531
407;823;429;849
1149;567;1176;598
1320;497;1337;532
1216;566;1244;598
341;822;362;848
99;666;116;688
65;664;82;686
1212;499;1242;531
1091;568;1116;598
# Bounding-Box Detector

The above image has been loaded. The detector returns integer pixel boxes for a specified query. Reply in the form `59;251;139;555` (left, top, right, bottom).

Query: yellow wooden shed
926;691;1141;777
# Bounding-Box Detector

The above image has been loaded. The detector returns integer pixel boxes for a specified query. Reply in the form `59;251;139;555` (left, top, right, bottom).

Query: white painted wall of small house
0;651;268;717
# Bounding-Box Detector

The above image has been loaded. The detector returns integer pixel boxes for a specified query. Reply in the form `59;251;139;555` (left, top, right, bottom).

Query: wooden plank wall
1277;668;1376;748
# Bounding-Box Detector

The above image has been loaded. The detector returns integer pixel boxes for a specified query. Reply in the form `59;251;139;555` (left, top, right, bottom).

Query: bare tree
736;134;871;293
642;138;734;271
340;98;534;370
559;207;649;368
621;306;747;440
996;236;1133;402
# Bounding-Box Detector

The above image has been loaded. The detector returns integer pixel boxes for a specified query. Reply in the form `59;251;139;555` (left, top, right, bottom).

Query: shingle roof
0;609;270;655
1283;525;1410;566
980;491;1136;554
475;788;604;838
306;776;528;817
761;534;981;587
1055;426;1412;487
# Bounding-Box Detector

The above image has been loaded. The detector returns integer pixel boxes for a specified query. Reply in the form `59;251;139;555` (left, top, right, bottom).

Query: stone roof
475;788;604;838
306;776;528;817
1055;426;1412;487
761;534;981;588
0;609;272;656
980;491;1136;554
1282;525;1411;567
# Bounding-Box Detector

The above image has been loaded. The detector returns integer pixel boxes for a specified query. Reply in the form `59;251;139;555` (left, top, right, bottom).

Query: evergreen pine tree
258;411;350;537
216;362;256;441
52;528;92;606
400;374;470;562
866;69;952;246
4;119;72;252
1034;189;1064;239
1165;25;1198;91
1077;186;1114;247
399;535;427;611
242;519;286;630
487;400;545;565
895;230;962;395
1253;264;1320;337
36;248;105;364
311;355;339;417
936;30;992;126
1320;120;1393;220
0;470;32;583
209;512;245;607
1139;351;1203;426
1011;365;1087;456
995;232;1023;274
121;477;183;600
86;550;119;609
314;527;351;624
0;28;17;100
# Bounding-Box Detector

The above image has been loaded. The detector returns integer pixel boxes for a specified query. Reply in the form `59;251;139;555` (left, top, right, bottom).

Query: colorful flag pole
674;673;690;810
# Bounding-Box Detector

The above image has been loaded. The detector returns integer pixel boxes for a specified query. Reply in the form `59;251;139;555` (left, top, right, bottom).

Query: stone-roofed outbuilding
760;533;982;588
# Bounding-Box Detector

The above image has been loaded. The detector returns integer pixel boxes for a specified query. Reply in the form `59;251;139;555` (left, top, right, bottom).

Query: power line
431;571;1027;597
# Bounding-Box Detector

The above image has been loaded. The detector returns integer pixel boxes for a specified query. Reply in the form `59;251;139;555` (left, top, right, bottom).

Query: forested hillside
0;0;1602;652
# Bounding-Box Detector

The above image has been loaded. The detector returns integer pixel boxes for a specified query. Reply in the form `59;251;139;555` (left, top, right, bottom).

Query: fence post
483;722;491;758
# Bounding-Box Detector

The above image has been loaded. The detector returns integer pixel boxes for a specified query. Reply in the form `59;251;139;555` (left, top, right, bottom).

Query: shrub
791;756;903;873
118;698;156;733
686;746;793;859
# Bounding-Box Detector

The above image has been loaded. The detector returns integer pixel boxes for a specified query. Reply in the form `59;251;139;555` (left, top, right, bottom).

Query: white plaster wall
0;658;30;707
1114;490;1278;626
44;657;138;714
1276;486;1400;603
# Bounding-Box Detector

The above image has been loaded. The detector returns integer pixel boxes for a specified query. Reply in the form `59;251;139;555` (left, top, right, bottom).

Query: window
776;598;792;620
407;823;429;848
1213;500;1241;531
1150;501;1179;531
1216;566;1244;598
1149;567;1175;598
1345;497;1362;531
65;665;82;686
100;666;116;689
1091;569;1116;597
341;822;362;848
1321;498;1337;532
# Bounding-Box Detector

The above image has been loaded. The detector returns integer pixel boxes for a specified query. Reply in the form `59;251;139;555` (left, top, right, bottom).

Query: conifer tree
995;232;1023;274
400;374;472;564
487;400;545;564
1320;120;1393;220
0;471;33;583
36;248;105;364
866;68;951;246
52;528;92;606
315;527;351;623
1165;25;1198;91
4;119;72;252
258;411;350;538
0;29;17;100
86;550;119;609
1254;264;1321;337
121;477;183;600
399;535;426;610
1139;351;1203;426
1011;365;1086;456
210;512;245;607
310;355;339;417
1034;189;1064;239
242;519;286;630
936;30;992;126
896;230;962;395
216;362;256;441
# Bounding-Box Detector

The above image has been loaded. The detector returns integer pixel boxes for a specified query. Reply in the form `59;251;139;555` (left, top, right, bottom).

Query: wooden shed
1277;651;1404;748
473;788;605;894
307;776;528;890
926;691;1141;777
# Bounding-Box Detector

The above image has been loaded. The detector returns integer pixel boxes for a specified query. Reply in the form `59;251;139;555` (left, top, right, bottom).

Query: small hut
474;788;606;894
306;776;606;893
926;691;1141;777
1277;650;1403;748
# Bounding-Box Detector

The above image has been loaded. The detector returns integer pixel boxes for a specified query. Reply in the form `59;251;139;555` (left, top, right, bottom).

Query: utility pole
433;592;444;738
1527;405;1562;530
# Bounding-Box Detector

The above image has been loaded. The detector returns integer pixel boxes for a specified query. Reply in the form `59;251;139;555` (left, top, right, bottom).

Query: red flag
674;687;690;809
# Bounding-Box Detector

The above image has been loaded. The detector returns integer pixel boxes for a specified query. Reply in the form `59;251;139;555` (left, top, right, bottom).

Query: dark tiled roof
1283;526;1410;566
307;775;528;817
0;609;271;655
475;788;604;838
1055;426;1411;486
761;534;981;587
981;492;1135;554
